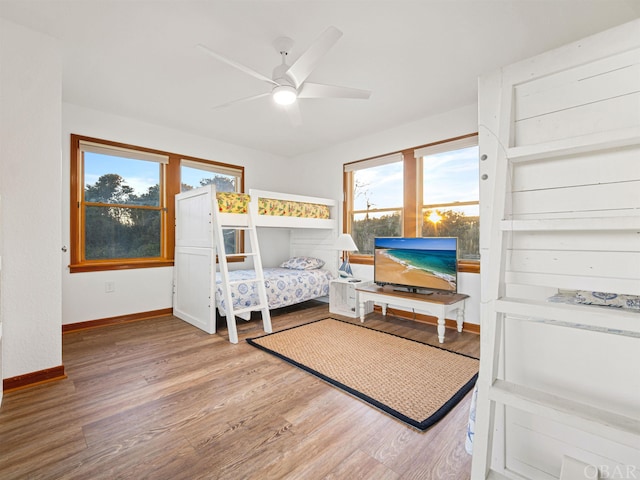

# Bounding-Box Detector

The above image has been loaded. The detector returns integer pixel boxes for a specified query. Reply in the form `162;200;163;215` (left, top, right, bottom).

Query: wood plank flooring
0;302;480;479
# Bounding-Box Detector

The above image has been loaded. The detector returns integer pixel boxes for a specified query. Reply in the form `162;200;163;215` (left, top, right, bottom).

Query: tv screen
374;237;458;293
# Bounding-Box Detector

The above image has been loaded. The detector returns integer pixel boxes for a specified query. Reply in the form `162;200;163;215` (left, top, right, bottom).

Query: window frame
345;152;405;254
70;134;244;273
343;133;480;274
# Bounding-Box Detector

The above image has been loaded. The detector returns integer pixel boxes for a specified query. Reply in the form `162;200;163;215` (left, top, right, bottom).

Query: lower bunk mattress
215;267;333;317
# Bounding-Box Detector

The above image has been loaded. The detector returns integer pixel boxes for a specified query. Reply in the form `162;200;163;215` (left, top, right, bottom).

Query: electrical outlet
105;281;115;293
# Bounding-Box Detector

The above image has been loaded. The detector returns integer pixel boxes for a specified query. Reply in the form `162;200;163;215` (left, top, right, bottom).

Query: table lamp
334;233;358;277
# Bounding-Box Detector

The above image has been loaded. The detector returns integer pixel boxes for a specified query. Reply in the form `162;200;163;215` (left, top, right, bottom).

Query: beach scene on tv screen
375;237;457;291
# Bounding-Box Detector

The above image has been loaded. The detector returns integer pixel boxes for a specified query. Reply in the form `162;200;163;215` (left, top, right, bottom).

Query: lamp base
338;259;353;278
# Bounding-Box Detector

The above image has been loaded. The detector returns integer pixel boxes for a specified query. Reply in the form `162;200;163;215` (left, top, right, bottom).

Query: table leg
457;307;465;333
359;301;366;323
382;303;388;316
437;316;445;343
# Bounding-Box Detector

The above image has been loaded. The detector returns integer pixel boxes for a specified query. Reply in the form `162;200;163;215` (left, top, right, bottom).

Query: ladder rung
486;470;530;480
221;226;254;231
506;127;640;163
228;278;263;286
489;380;640;447
232;305;268;316
224;253;257;258
504;271;638;296
494;298;640;337
486;471;514;480
499;216;640;232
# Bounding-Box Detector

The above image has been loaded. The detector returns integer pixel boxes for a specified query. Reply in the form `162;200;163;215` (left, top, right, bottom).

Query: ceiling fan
196;26;371;124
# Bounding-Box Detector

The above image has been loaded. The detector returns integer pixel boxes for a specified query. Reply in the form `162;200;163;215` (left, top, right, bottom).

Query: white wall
62;103;291;325
0;19;62;378
290;104;482;325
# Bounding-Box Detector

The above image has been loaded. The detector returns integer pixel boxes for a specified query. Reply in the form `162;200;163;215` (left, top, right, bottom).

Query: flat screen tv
374;237;458;294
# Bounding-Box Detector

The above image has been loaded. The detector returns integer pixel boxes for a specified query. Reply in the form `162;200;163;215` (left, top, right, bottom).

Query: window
344;134;479;272
418;137;479;260
70;135;244;272
345;154;404;255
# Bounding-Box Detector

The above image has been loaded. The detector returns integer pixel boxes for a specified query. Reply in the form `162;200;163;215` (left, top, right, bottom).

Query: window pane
422;144;479;260
421;205;479;260
422;146;478;205
181;165;237;192
353;161;403;211
352;211;402;255
85;206;161;259
84;152;160;206
222;230;237;254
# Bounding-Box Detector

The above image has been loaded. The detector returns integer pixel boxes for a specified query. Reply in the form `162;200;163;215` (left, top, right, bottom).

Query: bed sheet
215;267;333;316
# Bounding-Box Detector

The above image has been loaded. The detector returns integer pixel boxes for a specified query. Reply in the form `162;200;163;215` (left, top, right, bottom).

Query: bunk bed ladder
471;22;640;479
471;148;640;479
212;196;272;344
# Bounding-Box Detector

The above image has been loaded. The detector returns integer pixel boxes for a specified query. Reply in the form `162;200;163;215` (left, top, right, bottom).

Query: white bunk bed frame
173;185;338;340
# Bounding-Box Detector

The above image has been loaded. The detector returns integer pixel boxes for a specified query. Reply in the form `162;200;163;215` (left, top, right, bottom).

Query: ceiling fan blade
285;26;342;87
197;44;279;86
281;102;302;127
212;92;271;109
298;82;371;100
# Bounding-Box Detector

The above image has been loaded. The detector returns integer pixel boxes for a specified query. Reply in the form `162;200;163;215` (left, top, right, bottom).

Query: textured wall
0;19;62;378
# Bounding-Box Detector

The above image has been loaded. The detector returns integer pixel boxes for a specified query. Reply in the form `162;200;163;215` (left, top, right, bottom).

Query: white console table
356;285;469;343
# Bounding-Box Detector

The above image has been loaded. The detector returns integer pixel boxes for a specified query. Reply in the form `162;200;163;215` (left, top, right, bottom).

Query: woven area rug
247;318;479;431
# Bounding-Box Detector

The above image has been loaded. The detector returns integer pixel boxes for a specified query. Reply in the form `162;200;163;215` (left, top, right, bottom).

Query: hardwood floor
0;302;480;479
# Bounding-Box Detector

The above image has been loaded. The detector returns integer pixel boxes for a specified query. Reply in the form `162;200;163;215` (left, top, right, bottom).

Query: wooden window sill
69;260;174;273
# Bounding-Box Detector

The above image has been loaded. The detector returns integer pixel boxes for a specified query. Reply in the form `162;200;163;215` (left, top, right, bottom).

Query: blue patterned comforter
215;268;333;316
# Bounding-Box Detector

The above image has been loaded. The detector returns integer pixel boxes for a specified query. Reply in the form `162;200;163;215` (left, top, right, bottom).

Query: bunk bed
173;185;338;340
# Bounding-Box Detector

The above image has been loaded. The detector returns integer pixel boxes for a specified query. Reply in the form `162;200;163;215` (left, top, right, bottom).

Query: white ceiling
1;1;638;158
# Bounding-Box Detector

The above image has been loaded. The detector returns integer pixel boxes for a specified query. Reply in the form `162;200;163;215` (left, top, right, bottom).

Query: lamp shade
334;233;358;252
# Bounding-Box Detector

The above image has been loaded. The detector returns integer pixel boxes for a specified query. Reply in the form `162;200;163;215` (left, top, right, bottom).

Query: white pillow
279;256;325;270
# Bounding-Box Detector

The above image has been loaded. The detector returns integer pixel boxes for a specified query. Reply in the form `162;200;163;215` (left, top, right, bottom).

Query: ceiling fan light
272;85;297;105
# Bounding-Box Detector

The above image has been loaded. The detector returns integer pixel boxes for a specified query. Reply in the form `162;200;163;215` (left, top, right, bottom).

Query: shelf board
504;272;639;296
500;216;640;232
494;297;640;337
507;127;640;163
489;379;640;447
